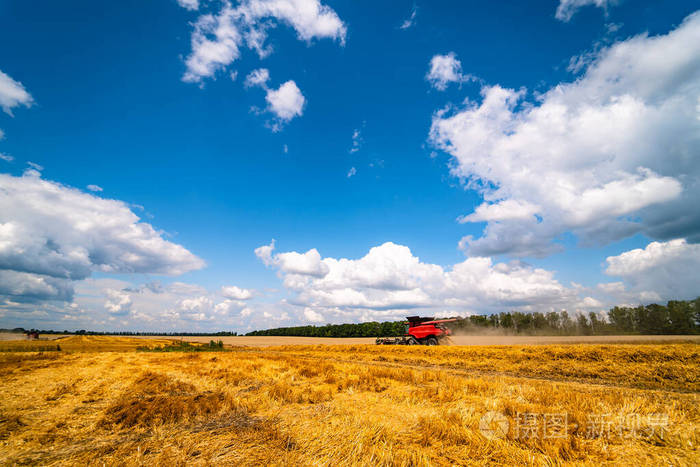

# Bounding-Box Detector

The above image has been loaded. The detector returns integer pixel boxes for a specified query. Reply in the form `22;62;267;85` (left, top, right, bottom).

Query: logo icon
479;411;509;439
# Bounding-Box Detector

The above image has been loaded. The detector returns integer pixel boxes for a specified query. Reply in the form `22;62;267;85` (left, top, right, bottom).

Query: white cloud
182;0;346;83
244;68;270;88
0;70;34;116
27;161;43;171
399;6;417;30
257;240;329;277
256;241;589;321
430;13;700;258
265;80;305;122
0;172;205;289
303;307;324;322
221;285;254;300
55;279;256;330
458;199;541;223
86;184;103;192
104;289;132;315
347;167;356;178
0;153;12;162
556;0;617;22
426;53;474;91
604;239;700;301
177;0;199;10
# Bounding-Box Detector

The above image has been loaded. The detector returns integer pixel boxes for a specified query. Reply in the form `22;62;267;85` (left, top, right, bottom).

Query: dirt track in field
0;333;66;341
132;334;700;347
2;333;697;346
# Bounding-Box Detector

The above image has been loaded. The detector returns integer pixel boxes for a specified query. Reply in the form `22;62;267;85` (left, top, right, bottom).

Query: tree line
4;298;697;337
246;298;699;337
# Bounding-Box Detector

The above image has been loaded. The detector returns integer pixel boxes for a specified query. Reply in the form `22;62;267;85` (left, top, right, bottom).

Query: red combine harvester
376;316;456;345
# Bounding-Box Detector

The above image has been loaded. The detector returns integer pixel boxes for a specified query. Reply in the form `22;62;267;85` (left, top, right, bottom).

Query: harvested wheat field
0;337;698;466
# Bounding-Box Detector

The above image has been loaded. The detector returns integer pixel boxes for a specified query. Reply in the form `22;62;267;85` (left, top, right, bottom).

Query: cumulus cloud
257;240;329;277
67;279;257;329
256;241;597;321
104;289;132;315
265;80;305;122
221;285;254;300
177;0;199;10
244;68;270;88
0;172;205;309
556;0;617;22
430;13;700;258
604;239;700;301
244;69;305;126
426;53;474;91
0;70;34;116
182;0;346;83
303;307;324;322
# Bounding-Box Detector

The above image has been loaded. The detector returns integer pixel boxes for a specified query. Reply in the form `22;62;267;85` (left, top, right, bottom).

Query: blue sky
0;0;698;332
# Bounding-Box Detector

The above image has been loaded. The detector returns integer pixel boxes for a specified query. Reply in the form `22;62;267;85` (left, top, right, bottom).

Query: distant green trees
607;299;699;334
246;298;699;337
246;321;405;338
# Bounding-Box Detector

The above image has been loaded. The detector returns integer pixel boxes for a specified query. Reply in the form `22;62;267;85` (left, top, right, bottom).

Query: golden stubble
0;337;697;466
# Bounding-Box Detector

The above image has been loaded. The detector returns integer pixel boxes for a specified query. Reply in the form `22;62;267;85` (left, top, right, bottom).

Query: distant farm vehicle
376;317;456;345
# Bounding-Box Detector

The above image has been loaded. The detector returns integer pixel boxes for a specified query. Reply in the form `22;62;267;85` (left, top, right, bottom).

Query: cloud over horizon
0;171;205;307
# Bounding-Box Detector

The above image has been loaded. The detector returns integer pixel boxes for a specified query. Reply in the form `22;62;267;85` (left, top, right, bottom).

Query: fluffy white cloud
556;0;617;22
426;53;473;91
257;240;329;277
221;285;254;300
265;80;305;121
104;289;132;315
243;69;305;126
604;239;700;301
182;0;346;83
430;13;700;258
177;0;199;10
458;199;540;223
0;70;34;116
256;241;593;320
303;307;324;322
0;171;205;307
244;68;270;88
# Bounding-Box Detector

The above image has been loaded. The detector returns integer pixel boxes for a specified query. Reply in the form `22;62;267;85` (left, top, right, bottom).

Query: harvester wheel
426;337;438;346
407;337;419;345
